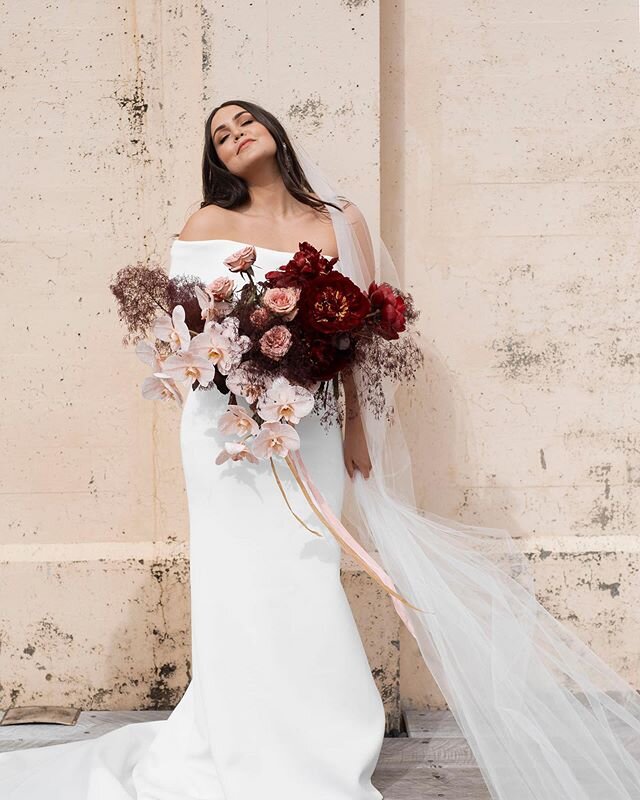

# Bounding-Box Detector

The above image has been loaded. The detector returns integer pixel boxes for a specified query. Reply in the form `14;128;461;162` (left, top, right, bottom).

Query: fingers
343;453;373;481
352;461;372;480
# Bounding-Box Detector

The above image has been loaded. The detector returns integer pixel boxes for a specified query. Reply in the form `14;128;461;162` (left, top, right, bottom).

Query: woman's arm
339;199;376;480
342;365;372;480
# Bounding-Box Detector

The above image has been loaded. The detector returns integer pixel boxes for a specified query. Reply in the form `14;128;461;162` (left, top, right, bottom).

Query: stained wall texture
385;0;640;706
1;0;639;722
1;0;204;712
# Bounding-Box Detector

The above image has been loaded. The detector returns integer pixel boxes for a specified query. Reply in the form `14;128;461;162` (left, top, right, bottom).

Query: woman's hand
343;412;372;480
341;367;372;480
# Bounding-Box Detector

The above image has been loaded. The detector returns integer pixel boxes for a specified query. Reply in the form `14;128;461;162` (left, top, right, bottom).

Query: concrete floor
0;707;491;799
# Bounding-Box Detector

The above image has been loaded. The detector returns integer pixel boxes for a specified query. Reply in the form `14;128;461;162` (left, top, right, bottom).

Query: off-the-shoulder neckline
171;237;338;260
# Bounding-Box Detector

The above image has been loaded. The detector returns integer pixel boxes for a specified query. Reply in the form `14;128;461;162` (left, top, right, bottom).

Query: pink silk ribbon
288;449;418;640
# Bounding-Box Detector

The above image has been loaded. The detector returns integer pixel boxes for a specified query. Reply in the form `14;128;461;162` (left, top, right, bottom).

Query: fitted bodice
169;237;340;283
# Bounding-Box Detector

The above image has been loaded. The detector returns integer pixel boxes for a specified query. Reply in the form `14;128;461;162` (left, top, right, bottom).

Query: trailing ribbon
283;450;421;639
269;456;323;537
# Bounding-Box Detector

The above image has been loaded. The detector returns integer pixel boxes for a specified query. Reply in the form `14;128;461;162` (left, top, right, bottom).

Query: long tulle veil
291;136;640;799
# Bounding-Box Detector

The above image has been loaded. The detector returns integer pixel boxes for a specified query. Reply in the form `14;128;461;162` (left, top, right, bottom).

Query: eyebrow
212;110;250;138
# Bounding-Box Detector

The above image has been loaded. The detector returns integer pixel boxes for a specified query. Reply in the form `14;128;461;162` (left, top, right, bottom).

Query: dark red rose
265;241;337;288
298;271;371;334
368;281;407;340
307;336;353;381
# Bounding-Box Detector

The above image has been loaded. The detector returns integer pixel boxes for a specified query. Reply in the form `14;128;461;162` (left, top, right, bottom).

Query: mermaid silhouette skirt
0;374;386;800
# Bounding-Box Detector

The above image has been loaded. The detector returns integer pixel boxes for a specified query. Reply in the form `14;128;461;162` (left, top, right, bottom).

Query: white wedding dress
0;238;386;800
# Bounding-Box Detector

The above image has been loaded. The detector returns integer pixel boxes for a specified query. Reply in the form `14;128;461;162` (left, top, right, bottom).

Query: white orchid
135;339;183;405
257;376;315;424
160;334;216;387
141;374;183;405
226;361;273;404
205;314;242;338
251;421;301;460
217;405;260;437
214;441;260;465
135;339;161;367
194;316;252;376
195;283;234;323
152;305;190;352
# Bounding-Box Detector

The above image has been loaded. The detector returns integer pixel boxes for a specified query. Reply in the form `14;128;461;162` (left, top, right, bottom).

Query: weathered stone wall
386;0;640;707
1;0;638;722
1;0;203;711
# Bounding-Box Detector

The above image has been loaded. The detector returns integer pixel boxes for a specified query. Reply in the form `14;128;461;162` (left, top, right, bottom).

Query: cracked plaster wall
385;0;640;707
2;0;639;720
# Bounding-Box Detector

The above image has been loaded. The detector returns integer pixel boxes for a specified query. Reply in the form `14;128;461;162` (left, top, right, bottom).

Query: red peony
265;241;337;289
368;281;407;340
298;272;371;334
307;336;353;381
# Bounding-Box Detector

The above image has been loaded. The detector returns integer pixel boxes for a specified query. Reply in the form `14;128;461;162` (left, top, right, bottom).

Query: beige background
1;0;639;728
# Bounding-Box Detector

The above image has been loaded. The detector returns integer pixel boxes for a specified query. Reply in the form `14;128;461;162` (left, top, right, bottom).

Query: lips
237;139;255;154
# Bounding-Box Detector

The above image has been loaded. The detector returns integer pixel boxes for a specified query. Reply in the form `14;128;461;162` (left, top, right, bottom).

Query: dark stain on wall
496;263;534;287
90;686;115;706
491;334;565;382
607;336;639;369
539;448;547;470
36;617;74;644
589;463;612;499
201;4;212;73
586;462;626;530
598;580;621;598
149;662;180;708
146;561;190;709
114;75;149;159
288;96;327;129
10;686;23;704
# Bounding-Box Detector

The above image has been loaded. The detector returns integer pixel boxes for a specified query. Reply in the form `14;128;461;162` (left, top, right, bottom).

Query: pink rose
223;245;257;273
259;324;292;360
207;276;235;301
250;307;273;331
262;287;300;321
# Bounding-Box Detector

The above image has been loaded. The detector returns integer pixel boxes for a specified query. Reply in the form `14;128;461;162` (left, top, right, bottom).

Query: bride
1;98;640;800
0;101;387;800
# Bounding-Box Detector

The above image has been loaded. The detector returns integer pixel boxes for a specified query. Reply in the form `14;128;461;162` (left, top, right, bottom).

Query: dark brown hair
201;99;346;216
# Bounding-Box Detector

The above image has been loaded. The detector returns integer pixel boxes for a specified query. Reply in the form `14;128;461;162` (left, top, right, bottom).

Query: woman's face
210;105;276;174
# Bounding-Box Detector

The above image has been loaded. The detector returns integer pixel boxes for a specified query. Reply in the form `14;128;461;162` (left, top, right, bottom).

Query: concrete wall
1;0;203;711
387;0;640;707
1;0;639;724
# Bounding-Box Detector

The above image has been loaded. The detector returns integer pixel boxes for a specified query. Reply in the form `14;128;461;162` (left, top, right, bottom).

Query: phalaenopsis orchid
110;240;424;613
111;240;422;457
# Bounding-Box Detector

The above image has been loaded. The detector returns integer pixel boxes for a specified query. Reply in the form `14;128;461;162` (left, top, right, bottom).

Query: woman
3;99;640;800
0;100;388;800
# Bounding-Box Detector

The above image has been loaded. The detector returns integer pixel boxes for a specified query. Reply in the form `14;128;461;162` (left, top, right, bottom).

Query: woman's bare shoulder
177;204;233;241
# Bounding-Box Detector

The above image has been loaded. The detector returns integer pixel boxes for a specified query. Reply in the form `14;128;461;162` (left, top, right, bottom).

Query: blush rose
262;287;300;321
259;324;292;360
223;245;257;273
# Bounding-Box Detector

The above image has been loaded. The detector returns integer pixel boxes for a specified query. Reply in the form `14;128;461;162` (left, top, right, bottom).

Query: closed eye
220;119;253;144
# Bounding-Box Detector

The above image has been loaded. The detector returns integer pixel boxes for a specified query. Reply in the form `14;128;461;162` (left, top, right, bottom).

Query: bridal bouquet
110;241;424;620
111;240;422;450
